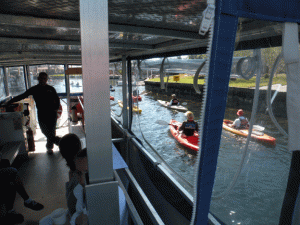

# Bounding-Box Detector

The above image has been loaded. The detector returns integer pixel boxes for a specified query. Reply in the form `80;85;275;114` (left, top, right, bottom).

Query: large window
68;65;83;93
6;66;26;96
28;65;65;93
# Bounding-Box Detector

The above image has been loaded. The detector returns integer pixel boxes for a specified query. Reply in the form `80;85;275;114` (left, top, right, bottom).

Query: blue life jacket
239;116;249;129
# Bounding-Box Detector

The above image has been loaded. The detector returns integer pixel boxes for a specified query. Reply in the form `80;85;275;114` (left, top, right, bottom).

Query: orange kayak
169;119;199;152
223;119;276;146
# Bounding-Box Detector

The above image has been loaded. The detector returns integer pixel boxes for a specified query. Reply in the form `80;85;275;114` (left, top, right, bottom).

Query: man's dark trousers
38;110;60;150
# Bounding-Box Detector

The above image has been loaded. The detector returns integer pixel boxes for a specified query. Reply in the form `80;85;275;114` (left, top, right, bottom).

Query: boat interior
0;0;300;224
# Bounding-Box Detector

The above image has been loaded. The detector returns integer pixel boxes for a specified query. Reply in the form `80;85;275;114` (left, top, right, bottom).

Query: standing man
3;72;61;154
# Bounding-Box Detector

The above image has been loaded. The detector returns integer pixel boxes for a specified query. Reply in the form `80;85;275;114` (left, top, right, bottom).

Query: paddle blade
155;120;170;126
252;130;264;136
181;102;188;106
253;125;265;131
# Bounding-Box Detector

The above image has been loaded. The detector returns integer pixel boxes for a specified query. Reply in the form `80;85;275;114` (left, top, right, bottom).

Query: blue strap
193;3;238;224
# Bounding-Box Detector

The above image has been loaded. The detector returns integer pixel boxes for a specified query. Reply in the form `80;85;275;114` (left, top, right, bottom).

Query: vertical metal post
64;64;71;132
127;58;133;131
80;0;119;224
122;55;128;129
23;65;29;90
26;65;32;88
3;67;9;96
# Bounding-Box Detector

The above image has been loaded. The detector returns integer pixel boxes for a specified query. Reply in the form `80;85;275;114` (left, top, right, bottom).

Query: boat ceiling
0;0;291;66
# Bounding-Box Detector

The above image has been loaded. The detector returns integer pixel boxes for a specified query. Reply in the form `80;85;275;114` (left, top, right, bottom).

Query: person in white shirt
230;109;249;129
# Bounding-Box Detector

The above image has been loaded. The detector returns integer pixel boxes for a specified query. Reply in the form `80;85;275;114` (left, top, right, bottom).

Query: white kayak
157;100;188;112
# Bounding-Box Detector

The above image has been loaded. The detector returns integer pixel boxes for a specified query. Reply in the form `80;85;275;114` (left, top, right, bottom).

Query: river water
110;83;291;225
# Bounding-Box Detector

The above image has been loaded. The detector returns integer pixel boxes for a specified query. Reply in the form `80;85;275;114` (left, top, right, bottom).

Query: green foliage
233;50;252;57
148;74;286;88
229;73;286;88
149;75;205;85
188;54;207;59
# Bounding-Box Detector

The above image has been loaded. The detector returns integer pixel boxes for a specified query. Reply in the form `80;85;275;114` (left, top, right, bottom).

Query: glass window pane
6;66;26;96
28;65;65;93
110;62;124;125
209;18;289;225
68;65;83;93
0;68;6;100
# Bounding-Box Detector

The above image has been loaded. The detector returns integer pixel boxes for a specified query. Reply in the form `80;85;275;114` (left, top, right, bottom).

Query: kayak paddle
155;120;170;126
110;102;118;106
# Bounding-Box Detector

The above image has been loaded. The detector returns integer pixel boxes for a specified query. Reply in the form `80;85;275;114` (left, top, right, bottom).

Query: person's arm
5;90;31;106
195;122;199;132
245;118;250;128
169;100;173;106
232;119;240;128
179;122;185;131
52;87;60;111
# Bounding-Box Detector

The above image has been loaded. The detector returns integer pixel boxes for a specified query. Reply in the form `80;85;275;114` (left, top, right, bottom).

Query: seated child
40;133;88;225
179;111;199;136
60;134;88;225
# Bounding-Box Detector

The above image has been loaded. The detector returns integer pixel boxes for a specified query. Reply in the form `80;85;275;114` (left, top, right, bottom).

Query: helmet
185;111;194;120
171;94;176;97
237;109;244;116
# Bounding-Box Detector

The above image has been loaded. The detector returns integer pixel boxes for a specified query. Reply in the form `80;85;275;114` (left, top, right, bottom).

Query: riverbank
145;81;287;118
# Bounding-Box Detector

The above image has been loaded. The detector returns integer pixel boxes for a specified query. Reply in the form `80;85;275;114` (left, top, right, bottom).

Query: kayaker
169;94;180;106
179;111;199;136
230;109;249;129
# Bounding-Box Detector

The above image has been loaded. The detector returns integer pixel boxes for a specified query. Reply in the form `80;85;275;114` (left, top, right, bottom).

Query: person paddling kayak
179;111;199;136
229;109;249;129
169;94;180;106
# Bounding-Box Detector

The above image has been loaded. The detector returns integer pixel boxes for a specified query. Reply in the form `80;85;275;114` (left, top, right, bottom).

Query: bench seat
0;141;22;165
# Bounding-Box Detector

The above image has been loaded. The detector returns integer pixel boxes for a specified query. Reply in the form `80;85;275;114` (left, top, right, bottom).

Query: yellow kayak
118;100;142;114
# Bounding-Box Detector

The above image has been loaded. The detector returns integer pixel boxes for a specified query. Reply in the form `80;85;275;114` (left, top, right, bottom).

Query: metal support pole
80;0;119;224
64;64;71;132
23;65;29;90
127;58;133;131
26;65;32;88
160;57;166;89
3;67;9;96
122;55;128;129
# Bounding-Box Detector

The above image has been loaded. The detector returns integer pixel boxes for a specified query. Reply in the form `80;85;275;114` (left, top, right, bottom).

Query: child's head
59;133;82;171
171;94;176;99
185;111;194;120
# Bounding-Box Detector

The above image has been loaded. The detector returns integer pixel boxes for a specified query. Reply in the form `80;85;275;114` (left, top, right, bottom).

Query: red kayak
169;119;199;152
110;96;114;101
132;95;142;102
